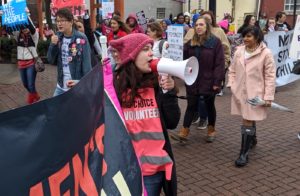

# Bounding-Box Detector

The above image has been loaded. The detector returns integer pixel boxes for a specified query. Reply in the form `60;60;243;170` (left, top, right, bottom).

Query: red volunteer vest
122;88;173;180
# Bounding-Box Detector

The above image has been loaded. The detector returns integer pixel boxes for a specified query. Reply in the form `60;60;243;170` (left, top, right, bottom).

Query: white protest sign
289;15;300;60
167;25;184;61
102;0;114;19
265;31;300;86
136;10;147;32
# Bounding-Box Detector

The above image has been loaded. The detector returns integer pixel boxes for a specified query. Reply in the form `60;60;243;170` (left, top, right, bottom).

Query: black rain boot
235;125;255;167
250;122;257;149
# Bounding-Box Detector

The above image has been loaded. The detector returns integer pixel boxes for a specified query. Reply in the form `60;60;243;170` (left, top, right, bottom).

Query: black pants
183;94;216;128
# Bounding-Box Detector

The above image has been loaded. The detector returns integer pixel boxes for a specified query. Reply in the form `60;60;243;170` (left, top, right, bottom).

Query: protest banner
51;0;84;17
289;15;300;60
227;33;243;59
102;0;114;19
0;0;28;29
136;10;147;32
167;25;184;61
265;31;300;86
0;65;142;195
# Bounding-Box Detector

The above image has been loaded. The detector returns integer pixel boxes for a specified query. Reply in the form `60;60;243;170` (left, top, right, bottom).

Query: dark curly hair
241;26;264;44
114;61;158;108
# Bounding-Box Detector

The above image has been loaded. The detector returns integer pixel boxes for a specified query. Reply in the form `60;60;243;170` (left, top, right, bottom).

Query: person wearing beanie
126;13;145;34
218;19;229;34
109;33;180;195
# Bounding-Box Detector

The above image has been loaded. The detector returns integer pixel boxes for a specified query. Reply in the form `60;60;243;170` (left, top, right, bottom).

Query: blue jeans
53;86;67;97
19;64;37;93
144;172;164;196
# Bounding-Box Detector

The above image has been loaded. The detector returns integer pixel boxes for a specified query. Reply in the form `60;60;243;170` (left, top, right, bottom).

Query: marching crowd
0;7;297;196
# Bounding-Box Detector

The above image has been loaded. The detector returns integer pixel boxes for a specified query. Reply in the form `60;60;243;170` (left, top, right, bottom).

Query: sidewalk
1;64;300;195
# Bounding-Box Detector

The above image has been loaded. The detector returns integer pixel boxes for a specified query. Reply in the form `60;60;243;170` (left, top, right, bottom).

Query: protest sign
289;15;300;60
51;0;84;17
136;10;147;32
227;33;243;59
102;0;114;19
1;0;28;29
265;31;300;86
167;25;184;61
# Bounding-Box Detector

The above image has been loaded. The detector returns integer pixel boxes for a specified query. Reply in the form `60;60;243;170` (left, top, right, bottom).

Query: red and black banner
0;66;142;195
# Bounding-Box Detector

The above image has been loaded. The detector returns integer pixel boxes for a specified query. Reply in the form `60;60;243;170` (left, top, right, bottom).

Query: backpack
158;39;167;55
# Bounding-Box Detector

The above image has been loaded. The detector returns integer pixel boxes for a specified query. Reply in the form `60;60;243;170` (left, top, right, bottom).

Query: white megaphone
150;57;199;85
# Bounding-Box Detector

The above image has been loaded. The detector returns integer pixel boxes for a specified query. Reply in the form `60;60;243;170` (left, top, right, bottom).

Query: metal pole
188;0;191;13
293;0;298;28
256;0;261;21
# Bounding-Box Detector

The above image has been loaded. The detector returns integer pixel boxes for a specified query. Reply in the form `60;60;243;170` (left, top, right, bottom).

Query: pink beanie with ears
218;19;229;30
109;33;154;66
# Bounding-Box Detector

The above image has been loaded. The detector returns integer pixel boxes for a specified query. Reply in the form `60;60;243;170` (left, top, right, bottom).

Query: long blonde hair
191;16;212;46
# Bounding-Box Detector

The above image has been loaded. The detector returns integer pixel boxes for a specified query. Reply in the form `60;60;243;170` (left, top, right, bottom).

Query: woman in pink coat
227;26;276;167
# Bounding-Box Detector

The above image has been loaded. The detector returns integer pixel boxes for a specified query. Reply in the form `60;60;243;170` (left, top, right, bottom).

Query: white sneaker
217;90;223;96
298;133;300;140
197;119;208;130
192;117;200;125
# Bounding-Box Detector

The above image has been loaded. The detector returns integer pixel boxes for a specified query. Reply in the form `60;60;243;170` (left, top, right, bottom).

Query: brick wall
260;0;294;27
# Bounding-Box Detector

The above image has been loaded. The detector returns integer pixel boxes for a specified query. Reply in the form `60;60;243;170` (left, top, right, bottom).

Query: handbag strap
26;47;36;59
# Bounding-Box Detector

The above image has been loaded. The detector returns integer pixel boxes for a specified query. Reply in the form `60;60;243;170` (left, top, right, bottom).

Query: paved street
1;64;300;195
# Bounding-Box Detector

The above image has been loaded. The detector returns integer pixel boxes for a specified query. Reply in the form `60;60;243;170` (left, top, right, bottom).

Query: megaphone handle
99;36;108;59
159;73;168;94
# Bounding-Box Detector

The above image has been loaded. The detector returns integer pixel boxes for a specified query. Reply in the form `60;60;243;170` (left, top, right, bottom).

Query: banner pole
293;0;297;28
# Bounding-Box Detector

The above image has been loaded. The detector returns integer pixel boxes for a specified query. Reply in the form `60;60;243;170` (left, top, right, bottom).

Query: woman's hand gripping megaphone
158;74;175;93
150;58;173;93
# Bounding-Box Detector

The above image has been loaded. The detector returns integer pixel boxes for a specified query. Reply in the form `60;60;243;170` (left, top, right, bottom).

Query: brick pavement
1;64;300;195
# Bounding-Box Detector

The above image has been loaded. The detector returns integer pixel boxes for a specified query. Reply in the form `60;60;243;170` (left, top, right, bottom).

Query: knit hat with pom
109;33;154;66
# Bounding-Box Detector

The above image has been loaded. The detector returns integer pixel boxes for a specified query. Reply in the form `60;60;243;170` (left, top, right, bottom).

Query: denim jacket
47;29;92;88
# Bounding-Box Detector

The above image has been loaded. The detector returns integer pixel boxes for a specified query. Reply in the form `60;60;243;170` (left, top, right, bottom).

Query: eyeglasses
56;20;68;24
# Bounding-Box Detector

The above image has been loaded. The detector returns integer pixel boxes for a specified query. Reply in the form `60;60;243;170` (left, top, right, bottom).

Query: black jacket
155;87;180;196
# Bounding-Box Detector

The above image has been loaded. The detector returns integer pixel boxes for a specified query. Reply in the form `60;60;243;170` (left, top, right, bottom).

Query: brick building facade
260;0;300;27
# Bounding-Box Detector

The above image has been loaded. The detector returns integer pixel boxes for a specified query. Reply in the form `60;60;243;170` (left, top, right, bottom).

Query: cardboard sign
289;15;300;60
1;0;28;29
136;10;147;31
102;0;114;19
265;31;300;86
167;25;184;61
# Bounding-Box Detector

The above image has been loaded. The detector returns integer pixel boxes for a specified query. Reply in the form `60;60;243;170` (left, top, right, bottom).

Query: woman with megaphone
108;33;180;196
172;16;225;143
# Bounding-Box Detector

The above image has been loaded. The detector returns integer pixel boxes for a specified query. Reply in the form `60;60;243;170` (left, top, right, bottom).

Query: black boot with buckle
235;125;255;167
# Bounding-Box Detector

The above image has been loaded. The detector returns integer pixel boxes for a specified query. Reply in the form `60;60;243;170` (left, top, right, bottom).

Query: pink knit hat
218;19;229;30
109;33;154;66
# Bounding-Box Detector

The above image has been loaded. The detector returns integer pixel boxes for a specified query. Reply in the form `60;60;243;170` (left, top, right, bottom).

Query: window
284;0;300;12
157;8;166;19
